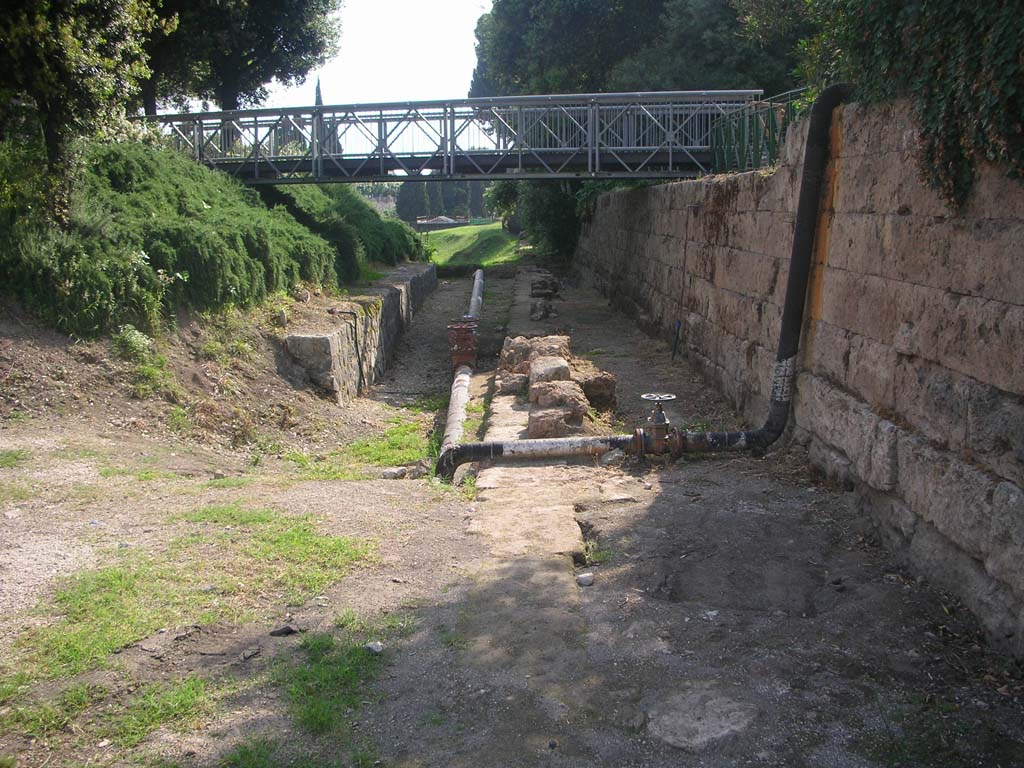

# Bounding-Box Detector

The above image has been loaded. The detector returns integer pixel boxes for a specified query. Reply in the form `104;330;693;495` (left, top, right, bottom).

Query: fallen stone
364;641;385;655
530;276;561;298
213;470;228;480
576;572;595;586
530;300;558;321
647;687;758;751
528;406;580;438
529;356;571;386
573;367;617;410
380;467;408;480
530;380;589;423
499;336;534;371
529;335;571;360
600;448;625;466
269;625;300;637
275;308;288;327
495;373;529;395
241;645;261;660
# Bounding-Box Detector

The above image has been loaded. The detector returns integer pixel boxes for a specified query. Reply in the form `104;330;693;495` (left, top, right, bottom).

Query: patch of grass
17;505;372;680
111;676;210;747
6;410;29;422
426;222;518;267
437;626;468;651
341;418;429;467
99;465;176;481
584;537;614;565
112;324;153;362
167;405;191;432
855;697;1024;767
334;608;417;639
460;474;478;501
219;738;361;768
1;683;107;739
400;392;450;413
131;354;180;400
284;451;366;481
184;502;277;525
0;449;30;469
274;632;382;735
0;481;32;504
201;476;253;489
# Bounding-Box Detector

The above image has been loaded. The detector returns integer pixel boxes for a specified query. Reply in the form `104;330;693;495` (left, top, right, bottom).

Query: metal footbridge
146;90;763;183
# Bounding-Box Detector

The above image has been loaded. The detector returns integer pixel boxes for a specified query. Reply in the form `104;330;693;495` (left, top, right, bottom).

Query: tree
395;181;428;223
0;0;156;218
139;0;341;113
426;183;444;217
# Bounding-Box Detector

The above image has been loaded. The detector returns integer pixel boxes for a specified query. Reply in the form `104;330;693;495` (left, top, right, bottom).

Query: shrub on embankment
278;185;423;276
0;140;418;337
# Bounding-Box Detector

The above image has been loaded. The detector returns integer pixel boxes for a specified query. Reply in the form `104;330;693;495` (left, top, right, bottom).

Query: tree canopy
140;0;341;113
0;0;156;209
470;0;799;98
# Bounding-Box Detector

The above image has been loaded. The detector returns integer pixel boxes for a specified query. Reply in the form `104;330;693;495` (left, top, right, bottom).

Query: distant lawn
426;222;518;267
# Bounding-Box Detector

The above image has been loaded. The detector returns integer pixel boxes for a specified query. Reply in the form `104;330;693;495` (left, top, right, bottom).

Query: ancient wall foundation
284;263;437;402
576;100;1024;655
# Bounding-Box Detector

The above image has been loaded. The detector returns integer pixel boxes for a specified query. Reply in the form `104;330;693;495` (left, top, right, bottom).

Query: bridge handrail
146;90;763;122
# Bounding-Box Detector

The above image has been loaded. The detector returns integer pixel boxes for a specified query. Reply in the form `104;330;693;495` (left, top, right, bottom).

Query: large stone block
897;432;995;560
908;521;1024;656
986;482;1024;596
529;356;571;386
794;373;899;491
529;380;589;423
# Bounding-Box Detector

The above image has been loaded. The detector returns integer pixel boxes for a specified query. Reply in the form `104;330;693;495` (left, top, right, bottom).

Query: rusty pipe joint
447;318;479;371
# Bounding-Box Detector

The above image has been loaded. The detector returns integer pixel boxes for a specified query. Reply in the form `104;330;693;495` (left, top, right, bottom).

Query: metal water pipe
435;84;852;479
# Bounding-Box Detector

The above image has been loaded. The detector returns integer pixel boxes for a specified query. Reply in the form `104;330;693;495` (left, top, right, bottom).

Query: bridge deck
147;91;760;183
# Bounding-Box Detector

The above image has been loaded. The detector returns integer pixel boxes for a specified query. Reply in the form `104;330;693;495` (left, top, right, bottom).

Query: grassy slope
425;222;518;267
0;140;420;337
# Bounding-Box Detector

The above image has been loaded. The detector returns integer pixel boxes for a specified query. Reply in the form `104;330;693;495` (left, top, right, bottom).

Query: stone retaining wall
284;263;437;403
576;100;1024;655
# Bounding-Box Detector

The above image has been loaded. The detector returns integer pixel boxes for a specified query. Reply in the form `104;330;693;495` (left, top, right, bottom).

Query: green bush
280;184;423;273
0;140;339;336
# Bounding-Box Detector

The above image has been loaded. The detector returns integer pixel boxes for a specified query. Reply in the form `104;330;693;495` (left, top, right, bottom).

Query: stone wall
284;263;437;403
576;100;1024;655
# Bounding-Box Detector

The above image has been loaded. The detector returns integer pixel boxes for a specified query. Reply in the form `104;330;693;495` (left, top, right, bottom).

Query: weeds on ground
286;415;435;479
110;676;211;747
400;391;450;413
0;449;30;468
584;537;614;565
9;503;372;682
0;481;32;504
274;632;382;735
0;683;107;739
201;476;254;489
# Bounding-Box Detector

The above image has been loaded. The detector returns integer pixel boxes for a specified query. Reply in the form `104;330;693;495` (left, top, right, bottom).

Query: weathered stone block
528;335;571;361
794;374;898;491
529;356;571;386
986;482;1024;596
529;380;589;423
897;432;994;560
527;407;581;438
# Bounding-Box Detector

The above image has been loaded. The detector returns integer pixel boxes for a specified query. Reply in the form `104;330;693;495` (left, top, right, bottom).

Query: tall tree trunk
37;98;71;227
141;77;158;116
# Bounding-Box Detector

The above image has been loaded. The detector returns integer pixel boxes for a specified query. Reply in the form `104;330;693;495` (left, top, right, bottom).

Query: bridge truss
147;91;762;184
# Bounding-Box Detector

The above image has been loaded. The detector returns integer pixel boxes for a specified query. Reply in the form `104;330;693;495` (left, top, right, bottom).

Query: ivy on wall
827;0;1023;208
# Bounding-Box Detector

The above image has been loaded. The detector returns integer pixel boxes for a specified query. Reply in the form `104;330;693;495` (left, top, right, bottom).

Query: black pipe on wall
434;84;853;479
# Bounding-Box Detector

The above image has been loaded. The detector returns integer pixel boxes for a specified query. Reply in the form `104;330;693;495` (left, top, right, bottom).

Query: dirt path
359;268;1024;767
1;266;1021;767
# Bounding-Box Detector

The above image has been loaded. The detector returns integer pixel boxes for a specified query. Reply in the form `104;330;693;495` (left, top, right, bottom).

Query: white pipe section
440;365;473;454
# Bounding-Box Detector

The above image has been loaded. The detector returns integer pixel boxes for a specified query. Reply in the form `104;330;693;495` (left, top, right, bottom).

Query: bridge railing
147;91;761;182
710;89;808;173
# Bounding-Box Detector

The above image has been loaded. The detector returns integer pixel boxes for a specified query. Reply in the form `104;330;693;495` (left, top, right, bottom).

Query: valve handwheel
640;393;676;402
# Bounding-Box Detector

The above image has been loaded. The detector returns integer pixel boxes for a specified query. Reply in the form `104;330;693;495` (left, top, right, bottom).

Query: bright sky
264;0;492;107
